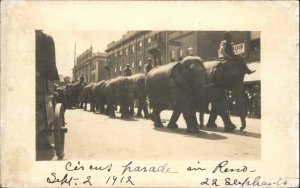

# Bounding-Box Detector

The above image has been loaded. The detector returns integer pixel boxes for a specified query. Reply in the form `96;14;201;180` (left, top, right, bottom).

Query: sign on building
233;43;245;55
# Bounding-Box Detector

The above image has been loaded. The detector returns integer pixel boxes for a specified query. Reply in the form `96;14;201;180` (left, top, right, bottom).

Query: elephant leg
199;112;204;129
180;101;199;133
206;103;218;128
136;102;142;117
84;102;87;111
152;107;163;128
167;105;180;129
143;105;150;118
235;98;247;131
130;104;135;116
217;100;236;132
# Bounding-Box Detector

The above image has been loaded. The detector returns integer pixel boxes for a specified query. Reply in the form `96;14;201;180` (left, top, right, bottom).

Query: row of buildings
73;31;260;84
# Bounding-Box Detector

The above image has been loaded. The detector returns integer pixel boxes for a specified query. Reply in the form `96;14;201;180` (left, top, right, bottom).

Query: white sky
45;30;127;78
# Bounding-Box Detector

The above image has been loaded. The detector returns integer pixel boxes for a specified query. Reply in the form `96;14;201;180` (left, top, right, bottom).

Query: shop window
250;38;260;52
178;49;183;61
170;51;176;62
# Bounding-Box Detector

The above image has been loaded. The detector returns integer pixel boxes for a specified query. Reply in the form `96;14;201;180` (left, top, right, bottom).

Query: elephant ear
169;62;191;88
212;61;224;85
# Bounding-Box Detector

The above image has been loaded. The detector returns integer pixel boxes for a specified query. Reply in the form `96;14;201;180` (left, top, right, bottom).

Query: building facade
73;47;107;84
105;31;168;79
105;31;260;79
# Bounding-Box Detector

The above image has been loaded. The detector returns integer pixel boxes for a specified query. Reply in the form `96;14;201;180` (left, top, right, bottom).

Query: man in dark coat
124;64;133;76
145;58;153;73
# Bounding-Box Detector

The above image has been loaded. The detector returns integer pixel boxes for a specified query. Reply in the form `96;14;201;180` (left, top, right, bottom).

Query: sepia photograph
36;30;261;161
1;1;298;187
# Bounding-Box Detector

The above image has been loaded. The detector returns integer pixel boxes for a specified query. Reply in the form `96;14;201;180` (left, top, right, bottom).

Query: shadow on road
203;127;261;139
153;127;228;140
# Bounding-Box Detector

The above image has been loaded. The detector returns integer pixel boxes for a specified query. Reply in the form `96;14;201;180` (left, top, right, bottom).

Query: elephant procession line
54;56;255;133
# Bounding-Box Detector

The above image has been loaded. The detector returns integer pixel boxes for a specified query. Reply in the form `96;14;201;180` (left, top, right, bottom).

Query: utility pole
73;43;76;81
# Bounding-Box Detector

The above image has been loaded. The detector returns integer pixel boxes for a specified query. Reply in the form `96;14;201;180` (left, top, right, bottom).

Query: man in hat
145;57;153;73
219;31;255;74
79;74;85;84
124;64;133;76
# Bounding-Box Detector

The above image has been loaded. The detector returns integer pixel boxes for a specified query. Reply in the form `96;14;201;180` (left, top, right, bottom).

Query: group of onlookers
224;84;261;119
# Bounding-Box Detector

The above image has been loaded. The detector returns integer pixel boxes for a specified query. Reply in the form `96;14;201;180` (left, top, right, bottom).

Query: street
37;106;261;161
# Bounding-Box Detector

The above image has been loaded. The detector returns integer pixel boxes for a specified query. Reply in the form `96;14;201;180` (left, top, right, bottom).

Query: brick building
73;47;107;83
105;31;260;79
105;31;168;79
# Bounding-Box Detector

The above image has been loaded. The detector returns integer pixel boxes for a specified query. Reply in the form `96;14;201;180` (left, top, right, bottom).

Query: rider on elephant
220;32;255;75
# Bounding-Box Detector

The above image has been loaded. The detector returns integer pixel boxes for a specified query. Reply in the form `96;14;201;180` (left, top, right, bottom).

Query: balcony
147;41;164;53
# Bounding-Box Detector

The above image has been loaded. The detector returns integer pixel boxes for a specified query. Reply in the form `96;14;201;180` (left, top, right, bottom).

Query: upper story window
131;45;135;54
138;41;143;51
147;37;152;43
132;62;135;69
119;50;122;56
114;67;117;73
138;60;142;66
125;48;129;56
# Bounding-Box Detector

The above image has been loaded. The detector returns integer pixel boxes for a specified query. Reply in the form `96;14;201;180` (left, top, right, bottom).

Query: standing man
79;74;85;84
145;57;153;73
124;64;133;76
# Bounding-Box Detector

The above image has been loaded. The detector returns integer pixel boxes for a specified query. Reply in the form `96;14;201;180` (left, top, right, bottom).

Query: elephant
128;74;150;118
92;80;107;114
82;83;96;111
145;56;207;133
65;81;84;108
198;58;255;131
105;77;134;119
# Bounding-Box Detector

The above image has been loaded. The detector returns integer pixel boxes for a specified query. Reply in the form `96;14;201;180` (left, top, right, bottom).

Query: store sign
233;43;245;55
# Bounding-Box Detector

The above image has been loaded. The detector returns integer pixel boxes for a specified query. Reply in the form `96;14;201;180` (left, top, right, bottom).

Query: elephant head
169;56;207;110
212;60;254;97
212;59;255;130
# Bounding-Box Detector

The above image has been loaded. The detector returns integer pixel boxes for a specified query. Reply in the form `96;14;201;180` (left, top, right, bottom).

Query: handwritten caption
46;160;288;187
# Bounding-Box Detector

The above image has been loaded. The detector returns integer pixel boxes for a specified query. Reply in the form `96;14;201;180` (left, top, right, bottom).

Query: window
147;37;152;43
187;46;194;56
138;41;143;51
171;51;176;62
178;49;183;61
138;60;142;66
132;45;135;54
114;67;117;73
119;50;122;56
119;66;122;71
132;62;135;69
115;53;117;58
125;48;128;56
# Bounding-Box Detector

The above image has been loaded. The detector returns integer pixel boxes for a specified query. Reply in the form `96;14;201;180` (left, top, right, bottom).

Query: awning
244;61;260;83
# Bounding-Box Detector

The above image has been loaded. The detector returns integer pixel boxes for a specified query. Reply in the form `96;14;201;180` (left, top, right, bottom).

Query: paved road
37;106;261;161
